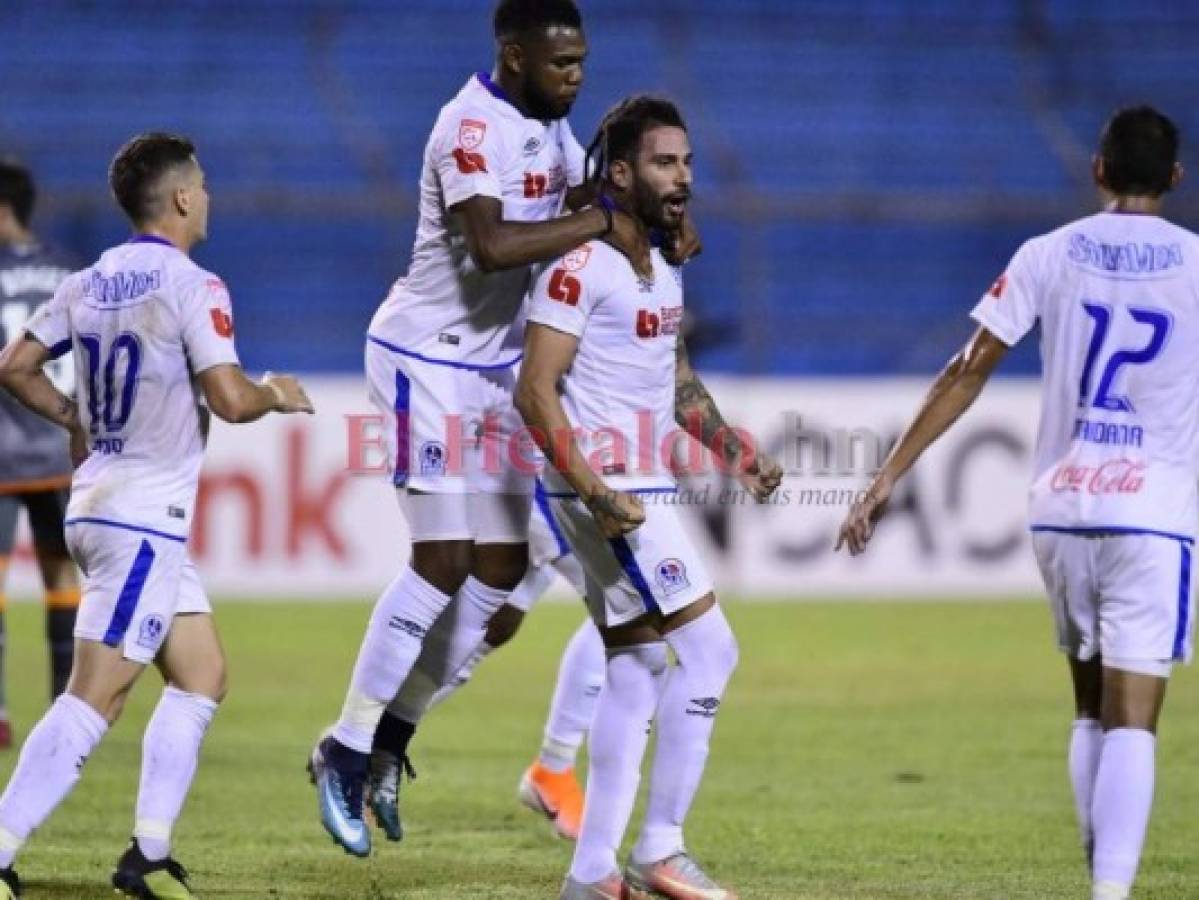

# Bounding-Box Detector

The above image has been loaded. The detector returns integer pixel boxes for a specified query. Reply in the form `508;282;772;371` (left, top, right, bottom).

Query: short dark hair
493;0;581;41
108;132;196;224
1098;106;1180;196
585;95;687;182
0;160;35;228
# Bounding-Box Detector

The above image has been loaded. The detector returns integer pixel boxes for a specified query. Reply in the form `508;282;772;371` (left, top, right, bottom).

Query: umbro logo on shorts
687;697;721;718
388;617;427;639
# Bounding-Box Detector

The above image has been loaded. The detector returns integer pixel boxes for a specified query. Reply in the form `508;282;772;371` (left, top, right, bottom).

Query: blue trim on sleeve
608;535;660;615
47;338;72;359
367;334;521;371
1174;543;1192;660
393;369;411;487
1029;524;1194;545
533;479;571;557
102;539;156;647
65;517;187;544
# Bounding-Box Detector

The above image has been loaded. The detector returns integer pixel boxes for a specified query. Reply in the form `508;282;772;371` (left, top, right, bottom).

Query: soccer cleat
0;866;19;899
518;761;584;840
559;872;649;900
111;840;193;899
625;853;739;900
0;718;11;750
308;733;371;857
1092;882;1131;900
367;748;416;842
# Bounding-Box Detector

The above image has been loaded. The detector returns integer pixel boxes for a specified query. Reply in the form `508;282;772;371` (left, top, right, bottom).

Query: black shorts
0;489;70;558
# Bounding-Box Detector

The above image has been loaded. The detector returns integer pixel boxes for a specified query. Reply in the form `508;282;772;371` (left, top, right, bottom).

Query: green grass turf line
0;600;1195;898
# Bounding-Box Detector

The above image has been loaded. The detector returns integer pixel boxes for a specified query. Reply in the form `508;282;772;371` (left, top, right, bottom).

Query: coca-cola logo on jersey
1050;459;1146;495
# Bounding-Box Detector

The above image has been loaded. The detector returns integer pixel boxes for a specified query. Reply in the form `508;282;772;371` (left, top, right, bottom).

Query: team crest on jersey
136;614;165;650
654;558;689;596
563;245;592;272
420;441;447;476
458;119;487;151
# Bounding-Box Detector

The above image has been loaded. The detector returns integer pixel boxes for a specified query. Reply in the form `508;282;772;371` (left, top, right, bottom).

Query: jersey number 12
1078;301;1171;413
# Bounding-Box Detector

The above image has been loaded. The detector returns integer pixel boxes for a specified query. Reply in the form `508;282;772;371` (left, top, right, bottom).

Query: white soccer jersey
527;242;684;492
25;236;240;539
369;72;587;366
972;211;1199;540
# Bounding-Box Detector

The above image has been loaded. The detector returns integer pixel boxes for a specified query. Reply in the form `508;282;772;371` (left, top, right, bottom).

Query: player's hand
660;212;703;266
835;470;895;556
737;449;783;503
604;209;653;280
584;487;646;538
68;424;90;468
263;372;315;414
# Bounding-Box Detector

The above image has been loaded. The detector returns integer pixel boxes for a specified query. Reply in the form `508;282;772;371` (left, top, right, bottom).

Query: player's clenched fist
739;450;783;503
263;372;315;414
584;488;646;538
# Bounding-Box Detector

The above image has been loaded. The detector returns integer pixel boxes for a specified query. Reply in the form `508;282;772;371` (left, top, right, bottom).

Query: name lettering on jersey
1072;417;1144;448
1050;459;1145;495
82;269;162;304
1067;233;1183;274
636;304;683;339
0;265;69;298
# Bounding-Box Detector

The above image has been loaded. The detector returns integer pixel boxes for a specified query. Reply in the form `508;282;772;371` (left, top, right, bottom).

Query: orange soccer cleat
518;761;584;840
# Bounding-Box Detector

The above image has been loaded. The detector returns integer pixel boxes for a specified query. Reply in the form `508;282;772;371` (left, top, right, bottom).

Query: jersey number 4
78;332;142;433
1078;301;1171;413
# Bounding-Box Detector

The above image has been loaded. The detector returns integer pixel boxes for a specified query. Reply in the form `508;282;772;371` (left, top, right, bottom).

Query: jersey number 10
78;332;142;433
1078;301;1171;413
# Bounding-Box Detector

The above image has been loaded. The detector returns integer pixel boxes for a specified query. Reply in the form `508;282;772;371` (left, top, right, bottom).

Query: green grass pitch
0;599;1196;898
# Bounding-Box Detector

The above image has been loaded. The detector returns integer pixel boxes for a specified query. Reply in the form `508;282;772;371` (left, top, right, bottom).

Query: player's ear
610;159;632;191
1170;161;1184;191
173;184;191;218
1091;154;1106;190
500;41;523;78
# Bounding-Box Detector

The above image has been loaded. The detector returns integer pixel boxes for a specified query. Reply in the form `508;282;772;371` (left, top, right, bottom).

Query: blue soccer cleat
368;748;416;843
308;731;371;857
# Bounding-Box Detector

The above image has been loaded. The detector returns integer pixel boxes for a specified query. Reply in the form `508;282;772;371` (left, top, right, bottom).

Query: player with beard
309;0;669;858
518;96;782;900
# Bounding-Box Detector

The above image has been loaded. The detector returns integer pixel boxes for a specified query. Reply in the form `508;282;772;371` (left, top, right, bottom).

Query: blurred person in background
839;105;1193;900
0;159;81;749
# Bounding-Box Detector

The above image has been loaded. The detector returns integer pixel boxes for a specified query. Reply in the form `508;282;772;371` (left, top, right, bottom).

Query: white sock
427;642;495;710
332;567;451;752
539;619;606;773
0;694;108;867
632;606;739;865
385;576;509;725
134;687;219;862
1091;727;1155;894
1069;718;1103;861
570;642;668;884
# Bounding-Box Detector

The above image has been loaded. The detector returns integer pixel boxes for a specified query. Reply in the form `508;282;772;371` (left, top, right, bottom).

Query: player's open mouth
665;195;688;216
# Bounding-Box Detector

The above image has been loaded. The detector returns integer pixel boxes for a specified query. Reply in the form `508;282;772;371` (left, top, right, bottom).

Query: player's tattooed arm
0;333;84;433
675;338;783;501
836;325;1008;555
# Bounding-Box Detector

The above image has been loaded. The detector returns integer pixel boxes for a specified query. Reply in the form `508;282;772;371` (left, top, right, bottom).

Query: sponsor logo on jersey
136;614;165;650
458;119;487;151
548;268;582;306
988;273;1007;298
452;147;488;175
636;309;660;338
420;440;447;476
655;557;690;595
1050;458;1146;495
210;307;234;337
523;172;548;199
687;696;720;718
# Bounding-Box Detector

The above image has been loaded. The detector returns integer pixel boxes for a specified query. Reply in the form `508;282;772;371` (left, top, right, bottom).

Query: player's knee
410;541;473;596
484;605;525;647
472;545;529;592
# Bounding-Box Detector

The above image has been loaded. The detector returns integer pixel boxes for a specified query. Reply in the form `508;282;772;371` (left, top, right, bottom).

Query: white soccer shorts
1032;528;1194;671
549;489;714;628
366;338;534;542
66;520;210;665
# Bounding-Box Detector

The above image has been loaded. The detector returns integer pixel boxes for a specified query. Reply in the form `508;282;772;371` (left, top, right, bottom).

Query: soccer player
517;96;782;900
0;160;81;747
837;106;1193;900
308;0;657;857
0;132;312;900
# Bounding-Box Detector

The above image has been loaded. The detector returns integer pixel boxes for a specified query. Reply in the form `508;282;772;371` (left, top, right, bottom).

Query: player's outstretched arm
836;325;1008;555
515;323;645;537
454;196;650;277
199;365;314;424
0;333;87;458
674;338;782;502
